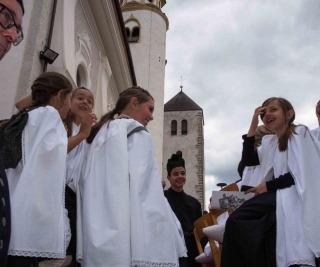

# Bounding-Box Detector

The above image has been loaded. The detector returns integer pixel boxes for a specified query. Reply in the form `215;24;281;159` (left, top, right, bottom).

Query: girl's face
261;100;292;137
70;89;94;119
131;99;154;126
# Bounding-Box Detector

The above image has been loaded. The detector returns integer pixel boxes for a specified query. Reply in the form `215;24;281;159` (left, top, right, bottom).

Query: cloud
163;0;320;204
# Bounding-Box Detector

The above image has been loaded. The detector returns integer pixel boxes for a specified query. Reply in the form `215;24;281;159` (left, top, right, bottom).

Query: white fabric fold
259;126;320;266
66;123;89;192
311;126;320;140
79;119;182;267
6;106;69;258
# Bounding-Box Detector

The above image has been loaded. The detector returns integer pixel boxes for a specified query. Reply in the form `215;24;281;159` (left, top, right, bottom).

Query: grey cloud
163;0;320;193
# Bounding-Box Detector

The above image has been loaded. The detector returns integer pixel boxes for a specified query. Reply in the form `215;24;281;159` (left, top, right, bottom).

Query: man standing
164;153;202;267
0;0;24;264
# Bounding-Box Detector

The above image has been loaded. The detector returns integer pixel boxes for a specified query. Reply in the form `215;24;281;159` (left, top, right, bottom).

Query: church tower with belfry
162;83;205;210
120;0;169;172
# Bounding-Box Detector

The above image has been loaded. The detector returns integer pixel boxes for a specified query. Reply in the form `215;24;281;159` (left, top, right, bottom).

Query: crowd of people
0;1;194;266
2;1;320;267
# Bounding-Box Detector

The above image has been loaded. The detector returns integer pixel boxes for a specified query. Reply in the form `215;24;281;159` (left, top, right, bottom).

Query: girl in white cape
79;86;186;267
3;72;73;266
13;86;96;267
64;87;96;267
221;97;320;267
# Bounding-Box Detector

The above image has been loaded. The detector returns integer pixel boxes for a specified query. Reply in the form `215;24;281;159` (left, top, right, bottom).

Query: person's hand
247;106;267;136
252;106;266;124
245;182;267;196
79;113;97;138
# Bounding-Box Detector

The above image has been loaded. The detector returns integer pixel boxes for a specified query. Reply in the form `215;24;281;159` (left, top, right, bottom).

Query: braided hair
87;86;153;143
0;72;73;130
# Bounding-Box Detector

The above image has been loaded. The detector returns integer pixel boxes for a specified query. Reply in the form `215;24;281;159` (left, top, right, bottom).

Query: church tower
162;86;205;209
120;0;169;171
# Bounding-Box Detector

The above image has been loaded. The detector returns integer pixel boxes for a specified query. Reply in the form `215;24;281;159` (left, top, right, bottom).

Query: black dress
164;188;202;267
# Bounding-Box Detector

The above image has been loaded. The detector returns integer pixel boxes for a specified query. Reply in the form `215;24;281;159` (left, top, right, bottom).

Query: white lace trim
178;250;188;258
288;259;315;267
63;157;71;252
21;127;26;167
132;259;178;267
9;250;66;259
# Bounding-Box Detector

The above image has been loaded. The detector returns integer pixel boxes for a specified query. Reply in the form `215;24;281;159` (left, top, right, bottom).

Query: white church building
0;0;205;207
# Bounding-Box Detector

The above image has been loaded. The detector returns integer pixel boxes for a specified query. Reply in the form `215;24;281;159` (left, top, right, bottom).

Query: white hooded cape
6;106;69;258
78;119;184;267
256;126;320;266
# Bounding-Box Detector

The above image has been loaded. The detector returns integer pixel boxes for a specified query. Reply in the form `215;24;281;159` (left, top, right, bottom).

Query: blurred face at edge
0;0;23;61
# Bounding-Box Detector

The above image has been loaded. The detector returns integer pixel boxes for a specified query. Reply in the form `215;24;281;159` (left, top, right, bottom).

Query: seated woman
221;97;320;267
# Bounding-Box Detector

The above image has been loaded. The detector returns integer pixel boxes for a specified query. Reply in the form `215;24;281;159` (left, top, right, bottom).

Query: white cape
6;106;69;258
257;126;320;266
311;126;320;140
78;119;183;267
66;123;89;192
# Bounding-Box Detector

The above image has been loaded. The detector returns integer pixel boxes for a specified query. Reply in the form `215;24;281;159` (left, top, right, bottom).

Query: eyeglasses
0;3;23;46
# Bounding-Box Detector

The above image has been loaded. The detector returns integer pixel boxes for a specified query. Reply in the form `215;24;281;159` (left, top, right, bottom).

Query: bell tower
121;0;169;173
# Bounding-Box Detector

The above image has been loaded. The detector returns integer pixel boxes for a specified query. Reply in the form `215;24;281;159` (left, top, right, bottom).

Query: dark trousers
183;233;201;267
221;191;277;267
6;256;41;267
65;185;80;267
0;152;11;266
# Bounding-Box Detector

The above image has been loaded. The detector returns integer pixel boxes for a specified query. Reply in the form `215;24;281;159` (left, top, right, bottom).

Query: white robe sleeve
288;126;320;257
128;130;184;265
7;106;69;258
79;119;181;267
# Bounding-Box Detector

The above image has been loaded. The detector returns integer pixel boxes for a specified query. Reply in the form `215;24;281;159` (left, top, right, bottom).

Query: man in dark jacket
164;153;202;267
0;0;24;264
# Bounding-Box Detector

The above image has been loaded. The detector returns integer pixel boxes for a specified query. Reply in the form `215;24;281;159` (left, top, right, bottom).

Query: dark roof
164;90;202;111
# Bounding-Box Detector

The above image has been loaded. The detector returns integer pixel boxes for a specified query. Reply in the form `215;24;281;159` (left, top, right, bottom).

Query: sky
162;0;320;206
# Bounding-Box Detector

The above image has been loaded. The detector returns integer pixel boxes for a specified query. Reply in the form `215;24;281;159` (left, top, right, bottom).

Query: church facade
0;0;205;199
0;0;168;172
0;0;136;119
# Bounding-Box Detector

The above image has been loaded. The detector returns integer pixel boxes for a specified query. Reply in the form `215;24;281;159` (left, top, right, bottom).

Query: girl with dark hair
64;87;96;267
2;72;73;266
65;87;96;190
221;97;320;267
79;86;185;267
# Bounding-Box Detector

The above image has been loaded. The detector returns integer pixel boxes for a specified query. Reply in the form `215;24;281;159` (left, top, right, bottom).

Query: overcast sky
162;0;320;206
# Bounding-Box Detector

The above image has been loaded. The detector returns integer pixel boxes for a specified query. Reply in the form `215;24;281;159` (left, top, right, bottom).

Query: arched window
131;27;140;42
171;120;177;135
181;120;188;135
76;64;87;87
125;18;140;43
125;27;130;39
